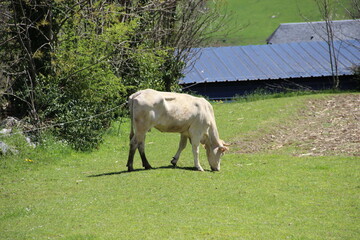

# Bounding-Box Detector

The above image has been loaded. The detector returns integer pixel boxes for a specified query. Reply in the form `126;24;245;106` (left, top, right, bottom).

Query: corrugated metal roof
180;40;360;84
267;20;360;44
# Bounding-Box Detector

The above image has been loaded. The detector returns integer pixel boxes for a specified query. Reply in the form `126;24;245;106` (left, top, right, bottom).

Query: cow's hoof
196;167;204;172
171;158;177;167
144;165;152;170
128;167;134;172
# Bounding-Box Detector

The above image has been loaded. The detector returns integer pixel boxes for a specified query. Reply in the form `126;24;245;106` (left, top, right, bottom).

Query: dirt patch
236;94;360;156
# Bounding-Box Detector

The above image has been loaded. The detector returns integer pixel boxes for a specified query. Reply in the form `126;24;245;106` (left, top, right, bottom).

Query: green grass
1;93;359;239
211;0;350;45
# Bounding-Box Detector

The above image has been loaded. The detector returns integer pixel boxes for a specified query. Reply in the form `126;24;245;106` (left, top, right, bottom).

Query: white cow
127;89;228;172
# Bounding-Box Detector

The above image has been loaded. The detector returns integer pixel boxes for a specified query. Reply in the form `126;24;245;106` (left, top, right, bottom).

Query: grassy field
1;93;359;239
0;92;360;239
212;0;351;45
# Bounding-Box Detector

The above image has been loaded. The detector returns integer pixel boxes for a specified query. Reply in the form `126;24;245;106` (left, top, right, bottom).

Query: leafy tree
116;0;226;91
0;0;55;122
35;3;133;150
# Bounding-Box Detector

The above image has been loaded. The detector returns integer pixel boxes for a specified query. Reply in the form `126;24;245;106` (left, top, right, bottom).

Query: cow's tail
128;96;134;140
128;91;142;140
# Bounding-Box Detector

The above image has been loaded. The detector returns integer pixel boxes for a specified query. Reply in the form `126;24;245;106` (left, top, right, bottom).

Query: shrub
35;6;132;150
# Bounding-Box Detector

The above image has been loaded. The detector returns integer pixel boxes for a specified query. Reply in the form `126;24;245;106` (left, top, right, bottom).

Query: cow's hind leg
127;136;137;172
171;134;187;166
138;141;152;170
135;132;152;170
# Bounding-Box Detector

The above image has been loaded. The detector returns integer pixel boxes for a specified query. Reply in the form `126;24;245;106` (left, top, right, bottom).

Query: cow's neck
206;122;222;148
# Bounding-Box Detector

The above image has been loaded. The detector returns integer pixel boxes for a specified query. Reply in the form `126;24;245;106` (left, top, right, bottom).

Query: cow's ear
220;140;231;147
219;146;229;153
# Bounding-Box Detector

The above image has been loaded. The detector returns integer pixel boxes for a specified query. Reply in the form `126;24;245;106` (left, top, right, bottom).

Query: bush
35;6;132;150
53;102;117;151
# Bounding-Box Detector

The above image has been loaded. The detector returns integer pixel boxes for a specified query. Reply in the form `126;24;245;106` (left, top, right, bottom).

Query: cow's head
205;141;229;171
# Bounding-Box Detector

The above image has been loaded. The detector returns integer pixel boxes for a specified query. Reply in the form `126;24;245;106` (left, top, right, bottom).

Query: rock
0;116;36;155
25;137;36;148
0;128;11;135
0;117;20;128
0;141;9;154
0;141;18;155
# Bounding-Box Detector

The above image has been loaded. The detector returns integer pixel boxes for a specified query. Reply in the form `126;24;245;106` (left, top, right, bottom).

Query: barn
179;39;360;99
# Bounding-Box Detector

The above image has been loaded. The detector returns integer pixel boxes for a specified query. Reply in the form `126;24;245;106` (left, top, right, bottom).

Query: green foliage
50;101;114;151
121;46;168;90
35;4;133;150
1;0;208;150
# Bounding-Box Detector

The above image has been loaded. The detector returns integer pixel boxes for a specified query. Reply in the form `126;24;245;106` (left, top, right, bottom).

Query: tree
115;0;226;91
314;0;340;89
344;0;360;19
0;0;55;123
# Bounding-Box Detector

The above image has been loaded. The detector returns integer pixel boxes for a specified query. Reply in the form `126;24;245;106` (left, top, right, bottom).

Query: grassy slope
212;0;350;45
1;93;359;239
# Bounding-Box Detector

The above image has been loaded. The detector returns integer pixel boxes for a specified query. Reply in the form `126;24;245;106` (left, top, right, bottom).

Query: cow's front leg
171;134;187;166
192;143;204;171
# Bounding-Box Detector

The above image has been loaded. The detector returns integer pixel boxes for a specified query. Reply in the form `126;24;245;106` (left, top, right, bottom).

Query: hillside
211;0;351;46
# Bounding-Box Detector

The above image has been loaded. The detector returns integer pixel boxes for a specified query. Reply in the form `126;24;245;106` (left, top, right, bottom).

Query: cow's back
129;89;214;133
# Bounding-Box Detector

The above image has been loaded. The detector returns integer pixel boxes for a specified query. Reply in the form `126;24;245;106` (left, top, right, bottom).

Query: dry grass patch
235;94;360;156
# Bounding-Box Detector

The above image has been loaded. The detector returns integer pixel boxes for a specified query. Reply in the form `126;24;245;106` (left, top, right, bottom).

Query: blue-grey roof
267;20;360;44
180;40;360;84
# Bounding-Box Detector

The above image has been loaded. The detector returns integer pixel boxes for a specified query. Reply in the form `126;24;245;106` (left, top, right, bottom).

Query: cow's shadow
87;165;203;178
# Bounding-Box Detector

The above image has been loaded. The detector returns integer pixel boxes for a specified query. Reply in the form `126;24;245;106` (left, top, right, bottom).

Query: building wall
182;76;357;99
